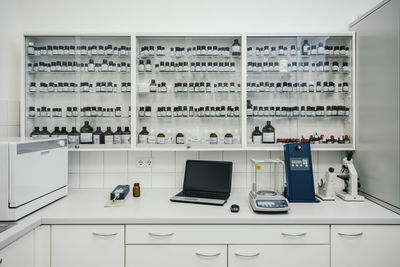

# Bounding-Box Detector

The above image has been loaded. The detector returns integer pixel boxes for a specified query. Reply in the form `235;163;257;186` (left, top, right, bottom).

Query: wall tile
0;126;7;137
0;100;7;126
199;151;223;161
175;151;199;173
232;172;247;188
7;100;19;126
68;151;80;173
128;151;151;173
104;173;128;188
223;151;247;172
152;151;175;173
68;173;79;189
104;151;127;173
79;173;103;188
151;172;176;188
7;125;19;137
175;172;184;188
79;151;103;173
128;172;151;188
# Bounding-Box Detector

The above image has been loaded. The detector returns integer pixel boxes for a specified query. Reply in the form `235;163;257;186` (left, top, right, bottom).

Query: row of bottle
247;61;350;73
27;60;130;73
138;40;241;57
275;135;351;144
28;82;131;93
138;105;240;118
27;43;131;56
28;106;129;118
138;60;237;73
30;123;131;145
246;81;349;93
246;102;350;117
247;42;350;57
138;127;240;145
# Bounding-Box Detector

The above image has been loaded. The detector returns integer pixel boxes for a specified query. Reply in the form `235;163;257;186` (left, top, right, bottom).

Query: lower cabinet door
0;231;35;267
126;245;227;267
331;225;400;267
228;245;329;267
51;225;124;267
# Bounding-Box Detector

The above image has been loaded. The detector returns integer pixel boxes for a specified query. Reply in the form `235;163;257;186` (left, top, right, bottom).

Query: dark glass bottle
40;127;51;138
176;131;185;144
68;127;80;145
138;126;149;144
30;126;41;138
122;127;131;145
252;126;262;144
51;126;61;138
93;127;104;145
262;121;275;144
60;127;69;139
104;127;114;145
80;121;93;144
114;126;123;144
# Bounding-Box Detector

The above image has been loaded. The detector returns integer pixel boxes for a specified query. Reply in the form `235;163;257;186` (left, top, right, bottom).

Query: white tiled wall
68;151;346;189
0;99;20;138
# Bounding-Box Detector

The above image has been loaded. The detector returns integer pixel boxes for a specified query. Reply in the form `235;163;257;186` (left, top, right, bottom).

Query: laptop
170;160;233;206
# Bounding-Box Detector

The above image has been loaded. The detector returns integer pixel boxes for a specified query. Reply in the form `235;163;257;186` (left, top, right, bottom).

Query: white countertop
1;188;400;250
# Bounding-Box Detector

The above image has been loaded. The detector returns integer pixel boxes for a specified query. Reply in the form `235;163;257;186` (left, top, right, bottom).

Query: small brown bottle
224;130;233;144
176;131;185;144
210;131;218;144
133;183;140;197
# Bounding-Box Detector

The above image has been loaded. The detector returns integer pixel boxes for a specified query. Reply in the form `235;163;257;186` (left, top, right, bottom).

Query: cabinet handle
338;232;363;237
148;232;175;237
92;232;118;237
0;258;2;264
281;232;307;237
234;252;260;257
195;252;221;257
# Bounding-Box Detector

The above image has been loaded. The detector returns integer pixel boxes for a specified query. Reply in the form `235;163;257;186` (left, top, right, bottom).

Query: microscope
336;152;364;201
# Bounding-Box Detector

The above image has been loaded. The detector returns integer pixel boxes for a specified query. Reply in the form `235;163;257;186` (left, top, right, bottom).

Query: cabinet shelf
247;71;350;76
247;115;350;119
137;55;241;60
247;91;350;95
247;54;350;60
27;116;131;119
137;91;240;95
28;71;130;75
137;71;239;75
138;116;240;119
27;54;130;59
26;91;131;95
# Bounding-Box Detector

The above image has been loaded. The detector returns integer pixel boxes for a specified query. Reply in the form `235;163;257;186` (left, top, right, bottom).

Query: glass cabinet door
135;35;242;150
246;35;353;150
24;35;132;150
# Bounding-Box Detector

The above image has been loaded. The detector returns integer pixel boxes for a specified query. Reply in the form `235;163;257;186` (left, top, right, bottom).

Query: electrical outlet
137;158;152;168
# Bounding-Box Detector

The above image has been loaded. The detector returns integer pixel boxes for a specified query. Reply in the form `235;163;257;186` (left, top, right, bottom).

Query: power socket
137;157;152;168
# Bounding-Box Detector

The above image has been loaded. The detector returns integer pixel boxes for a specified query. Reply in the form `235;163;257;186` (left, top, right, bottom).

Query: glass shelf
138;116;240;119
27;54;130;59
28;71;130;75
27;116;131;119
247;91;350;94
137;91;240;95
247;54;350;59
247;115;350;119
137;55;241;60
26;91;131;94
137;71;239;75
247;71;350;75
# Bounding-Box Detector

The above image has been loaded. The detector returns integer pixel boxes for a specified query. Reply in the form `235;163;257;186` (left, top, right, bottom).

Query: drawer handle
338;232;363;237
92;232;118;237
234;252;260;257
148;232;175;237
195;252;221;257
281;232;307;237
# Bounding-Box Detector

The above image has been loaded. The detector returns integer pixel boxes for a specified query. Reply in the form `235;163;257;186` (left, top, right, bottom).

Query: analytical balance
249;159;290;213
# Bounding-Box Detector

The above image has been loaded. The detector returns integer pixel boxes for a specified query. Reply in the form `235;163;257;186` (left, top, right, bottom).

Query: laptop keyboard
178;191;228;200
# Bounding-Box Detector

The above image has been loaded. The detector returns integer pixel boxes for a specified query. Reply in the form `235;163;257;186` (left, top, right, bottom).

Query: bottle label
138;135;148;144
157;137;165;144
114;135;122;144
253;135;262;144
176;137;185;144
104;135;113;145
224;137;233;144
80;133;93;143
210;137;218;144
93;134;100;144
122;135;131;144
68;135;79;144
262;132;275;143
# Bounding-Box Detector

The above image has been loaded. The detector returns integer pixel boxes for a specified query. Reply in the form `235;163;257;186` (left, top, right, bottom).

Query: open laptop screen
183;160;232;193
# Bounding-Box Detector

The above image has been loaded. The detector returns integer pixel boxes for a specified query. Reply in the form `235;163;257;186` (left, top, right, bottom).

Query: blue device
284;143;319;202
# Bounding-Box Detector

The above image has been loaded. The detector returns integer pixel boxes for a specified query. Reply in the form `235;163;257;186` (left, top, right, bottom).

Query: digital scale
249;159;290;213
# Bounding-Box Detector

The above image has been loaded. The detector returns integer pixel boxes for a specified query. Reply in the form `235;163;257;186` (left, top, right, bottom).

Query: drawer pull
148;232;175;237
281;232;307;237
92;232;118;237
234;252;260;257
195;252;221;257
338;232;363;237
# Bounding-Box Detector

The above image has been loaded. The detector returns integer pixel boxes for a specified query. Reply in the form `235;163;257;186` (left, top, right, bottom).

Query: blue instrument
284;143;319;202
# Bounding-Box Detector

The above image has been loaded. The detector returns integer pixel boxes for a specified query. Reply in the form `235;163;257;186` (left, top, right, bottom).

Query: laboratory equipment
316;168;336;201
336;152;364;201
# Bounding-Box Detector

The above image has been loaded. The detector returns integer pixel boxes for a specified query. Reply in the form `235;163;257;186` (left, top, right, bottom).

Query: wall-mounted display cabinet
21;33;355;151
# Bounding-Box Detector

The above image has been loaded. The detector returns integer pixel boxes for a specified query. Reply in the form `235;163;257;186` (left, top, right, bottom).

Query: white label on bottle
122;135;130;144
262;132;274;143
105;135;114;145
114;135;122;144
253;135;262;144
156;137;165;144
210;137;218;144
138;135;148;144
176;137;185;144
224;137;233;144
93;134;100;144
80;133;93;143
68;136;78;144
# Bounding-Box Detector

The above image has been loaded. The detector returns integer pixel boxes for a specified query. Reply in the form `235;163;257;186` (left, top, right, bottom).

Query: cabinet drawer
52;225;124;267
126;245;227;267
126;225;329;244
228;244;329;267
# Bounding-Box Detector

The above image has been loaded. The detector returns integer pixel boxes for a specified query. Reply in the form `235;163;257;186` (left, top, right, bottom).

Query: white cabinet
228;244;329;267
0;230;35;267
331;225;400;267
126;245;227;267
51;225;124;267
